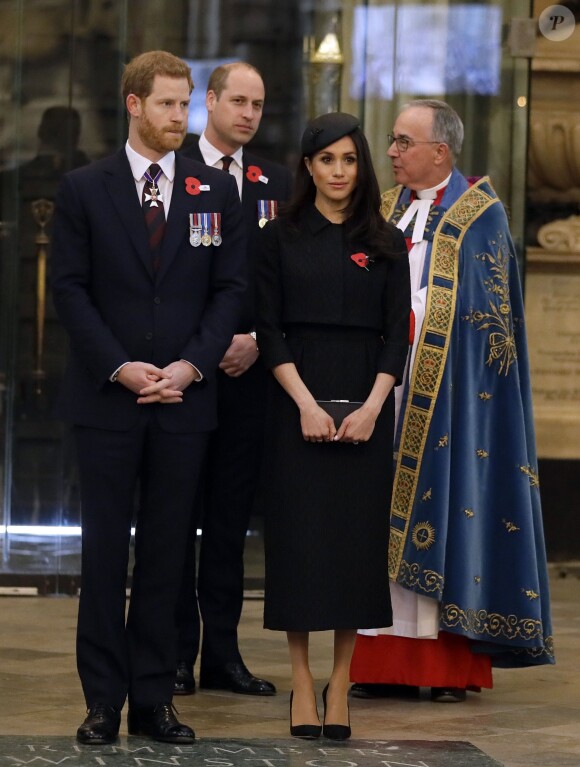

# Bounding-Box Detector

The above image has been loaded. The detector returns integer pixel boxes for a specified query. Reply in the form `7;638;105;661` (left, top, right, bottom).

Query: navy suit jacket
51;148;247;433
181;139;292;332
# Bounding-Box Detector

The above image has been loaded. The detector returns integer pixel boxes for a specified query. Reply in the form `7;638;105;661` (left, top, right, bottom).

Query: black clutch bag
316;399;363;429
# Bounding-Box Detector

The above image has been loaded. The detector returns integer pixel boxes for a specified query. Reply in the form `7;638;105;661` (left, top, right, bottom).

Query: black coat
256;205;410;383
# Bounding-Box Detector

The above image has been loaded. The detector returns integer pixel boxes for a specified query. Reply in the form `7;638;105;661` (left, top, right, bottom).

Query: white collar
199;132;244;170
125;141;175;182
398;173;452;243
414;173;452;200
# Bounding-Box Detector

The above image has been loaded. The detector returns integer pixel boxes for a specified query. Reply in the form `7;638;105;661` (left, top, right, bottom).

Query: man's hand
116;362;171;396
135;360;199;404
218;333;259;377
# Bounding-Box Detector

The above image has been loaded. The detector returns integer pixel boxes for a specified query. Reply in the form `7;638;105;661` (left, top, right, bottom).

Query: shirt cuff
180;359;203;381
110;362;130;382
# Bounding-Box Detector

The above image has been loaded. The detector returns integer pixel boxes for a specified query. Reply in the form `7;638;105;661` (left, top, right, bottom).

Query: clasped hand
219;334;259;377
116;360;199;404
300;402;376;444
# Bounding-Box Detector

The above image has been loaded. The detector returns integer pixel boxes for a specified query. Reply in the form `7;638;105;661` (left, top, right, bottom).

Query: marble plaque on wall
526;248;580;458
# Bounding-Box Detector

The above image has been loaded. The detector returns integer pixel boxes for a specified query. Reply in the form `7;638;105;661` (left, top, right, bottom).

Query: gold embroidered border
397;559;444;593
442;603;555;658
396;558;554;659
386;178;499;577
380;186;403;220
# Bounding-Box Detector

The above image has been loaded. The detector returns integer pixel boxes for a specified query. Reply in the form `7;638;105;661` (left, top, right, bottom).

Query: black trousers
75;411;209;709
176;363;266;671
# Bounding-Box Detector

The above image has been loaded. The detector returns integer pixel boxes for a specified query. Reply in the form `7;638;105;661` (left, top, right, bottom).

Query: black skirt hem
264;620;393;633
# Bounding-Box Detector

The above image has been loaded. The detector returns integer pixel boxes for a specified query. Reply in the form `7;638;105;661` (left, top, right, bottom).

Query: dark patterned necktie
142;163;166;270
220;156;233;172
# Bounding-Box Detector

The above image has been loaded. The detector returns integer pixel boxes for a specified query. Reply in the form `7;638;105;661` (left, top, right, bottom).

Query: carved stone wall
527;1;580;462
527;219;580;459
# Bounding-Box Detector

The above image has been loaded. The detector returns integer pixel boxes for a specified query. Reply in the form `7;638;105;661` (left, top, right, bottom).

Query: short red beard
138;110;185;154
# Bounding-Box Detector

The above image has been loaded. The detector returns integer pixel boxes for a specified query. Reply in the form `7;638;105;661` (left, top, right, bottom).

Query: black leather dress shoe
127;702;195;743
430;687;466;702
76;703;120;745
199;662;276;696
174;661;196;696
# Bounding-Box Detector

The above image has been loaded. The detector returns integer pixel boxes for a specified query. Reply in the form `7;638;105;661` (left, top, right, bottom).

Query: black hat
301;112;360;156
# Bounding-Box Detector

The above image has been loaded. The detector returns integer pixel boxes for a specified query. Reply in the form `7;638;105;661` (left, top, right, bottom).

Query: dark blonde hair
207;62;263;99
121;50;193;103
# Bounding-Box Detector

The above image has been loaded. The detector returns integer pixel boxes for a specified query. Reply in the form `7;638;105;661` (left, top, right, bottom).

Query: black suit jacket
51;148;247;433
181;139;292;332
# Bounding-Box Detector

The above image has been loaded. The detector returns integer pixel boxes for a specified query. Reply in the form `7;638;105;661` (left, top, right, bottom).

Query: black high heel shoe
290;691;322;739
322;684;351;741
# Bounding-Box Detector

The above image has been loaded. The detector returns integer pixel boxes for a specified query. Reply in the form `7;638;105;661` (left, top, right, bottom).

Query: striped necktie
142;163;166;270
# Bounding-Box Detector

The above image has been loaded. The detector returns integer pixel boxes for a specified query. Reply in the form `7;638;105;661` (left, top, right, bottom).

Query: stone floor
0;566;579;767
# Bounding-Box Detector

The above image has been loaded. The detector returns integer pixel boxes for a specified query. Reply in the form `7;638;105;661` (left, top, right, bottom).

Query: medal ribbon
257;200;279;221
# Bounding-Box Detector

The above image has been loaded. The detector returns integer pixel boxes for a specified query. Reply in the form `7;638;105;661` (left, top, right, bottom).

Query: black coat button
154;296;161;305
145;332;153;341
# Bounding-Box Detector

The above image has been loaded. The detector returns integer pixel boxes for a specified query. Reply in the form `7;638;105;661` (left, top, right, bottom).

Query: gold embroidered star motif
412;522;436;550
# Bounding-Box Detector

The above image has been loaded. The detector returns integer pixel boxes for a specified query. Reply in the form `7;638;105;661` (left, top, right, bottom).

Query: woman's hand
334;404;379;444
300;402;337;443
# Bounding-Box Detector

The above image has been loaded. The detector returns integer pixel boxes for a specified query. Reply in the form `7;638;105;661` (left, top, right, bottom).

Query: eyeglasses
387;133;442;153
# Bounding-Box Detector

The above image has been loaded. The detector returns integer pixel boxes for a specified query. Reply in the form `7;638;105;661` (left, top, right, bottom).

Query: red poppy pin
246;165;268;184
350;252;370;271
185;177;202;195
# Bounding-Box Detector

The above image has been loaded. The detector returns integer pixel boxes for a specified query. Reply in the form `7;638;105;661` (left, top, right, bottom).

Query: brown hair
207;61;263;99
121;50;193;103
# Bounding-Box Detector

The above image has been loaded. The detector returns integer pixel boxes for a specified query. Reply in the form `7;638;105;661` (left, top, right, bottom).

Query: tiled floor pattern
0;568;579;767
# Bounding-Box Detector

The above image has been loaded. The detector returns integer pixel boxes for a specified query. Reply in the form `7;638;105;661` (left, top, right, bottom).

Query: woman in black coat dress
255;113;410;740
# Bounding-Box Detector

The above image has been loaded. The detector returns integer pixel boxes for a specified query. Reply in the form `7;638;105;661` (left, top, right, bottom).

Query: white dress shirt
199;132;244;199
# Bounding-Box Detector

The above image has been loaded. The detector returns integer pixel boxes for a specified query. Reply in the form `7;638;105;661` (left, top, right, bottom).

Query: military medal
144;168;163;207
211;212;222;246
201;212;212;246
189;213;202;247
257;200;278;228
